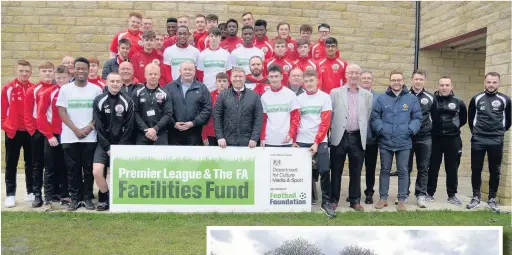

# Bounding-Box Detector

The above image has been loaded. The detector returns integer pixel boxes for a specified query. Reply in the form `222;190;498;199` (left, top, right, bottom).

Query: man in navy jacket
371;70;422;211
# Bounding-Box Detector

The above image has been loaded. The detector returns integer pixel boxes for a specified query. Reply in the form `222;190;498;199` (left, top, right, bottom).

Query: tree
339;245;378;255
264;238;324;255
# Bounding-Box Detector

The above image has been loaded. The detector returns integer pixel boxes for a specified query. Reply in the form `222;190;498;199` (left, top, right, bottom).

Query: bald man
165;61;212;145
132;64;173;145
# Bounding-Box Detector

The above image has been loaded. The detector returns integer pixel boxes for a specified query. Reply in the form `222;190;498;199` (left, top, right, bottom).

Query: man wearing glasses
311;24;332;61
371;71;422;211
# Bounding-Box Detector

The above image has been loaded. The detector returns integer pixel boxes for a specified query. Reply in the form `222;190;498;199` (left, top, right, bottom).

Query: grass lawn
2;211;511;255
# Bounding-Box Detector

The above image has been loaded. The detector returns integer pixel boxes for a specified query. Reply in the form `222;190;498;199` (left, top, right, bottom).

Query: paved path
1;173;510;213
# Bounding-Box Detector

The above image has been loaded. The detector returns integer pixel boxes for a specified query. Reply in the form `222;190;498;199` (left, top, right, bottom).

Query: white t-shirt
197;48;232;92
261;87;300;145
296;90;332;144
163;44;200;81
230;46;265;75
56;82;102;143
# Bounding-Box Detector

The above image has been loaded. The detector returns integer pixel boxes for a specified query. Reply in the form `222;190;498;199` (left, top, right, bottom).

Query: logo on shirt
155;92;165;103
115;104;124;115
261;47;268;53
448;103;456;109
306;66;314;71
152;59;160;65
402;104;408;110
491;100;501;108
138;40;143;46
283;65;291;71
420;98;429;105
480;105;485;111
287;43;294;50
140;98;146;103
105;109;111;113
332;64;339;70
236;44;242;48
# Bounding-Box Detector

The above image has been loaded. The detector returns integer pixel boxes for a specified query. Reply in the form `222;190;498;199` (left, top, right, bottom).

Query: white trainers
5;196;16;208
24;193;35;202
417;196;427;208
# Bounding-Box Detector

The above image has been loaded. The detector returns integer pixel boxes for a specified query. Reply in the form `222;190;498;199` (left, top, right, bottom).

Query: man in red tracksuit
264;38;294;87
220;18;242;53
196;14;219;52
2;60;35;208
245;56;271;95
311;23;332;61
202;72;229;146
273;22;297;61
193;14;207;46
131;30;169;85
253;19;274;59
87;57;106;90
318;37;348;94
293;39;319;74
36;65;71;211
110;12;144;59
24;61;56;208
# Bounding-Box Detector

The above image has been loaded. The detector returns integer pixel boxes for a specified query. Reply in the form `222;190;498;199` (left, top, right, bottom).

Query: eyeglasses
391;79;403;83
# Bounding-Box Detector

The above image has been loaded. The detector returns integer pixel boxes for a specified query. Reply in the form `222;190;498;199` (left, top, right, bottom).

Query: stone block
269;8;301;16
30;42;57;51
318;10;341;19
340;12;358;21
13;16;39;24
77;17;104;26
72;1;97;9
314;2;347;11
358;13;380;22
485;64;509;76
347;4;370;13
33;8;62;16
86;9;120;18
2;24;24;33
39;17;76;25
178;3;203;12
290;2;313;9
38;33;67;42
491;53;510;66
21;1;46;7
101;18;126;26
55;43;84;52
490;29;511;45
2;42;29;51
81;43;108;52
47;1;73;8
302;10;318;17
6;7;35;15
203;4;228;14
379;15;402;23
108;1;134;9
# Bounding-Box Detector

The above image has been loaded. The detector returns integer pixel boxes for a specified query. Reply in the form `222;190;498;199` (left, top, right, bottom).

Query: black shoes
365;196;373;205
84;200;95;210
32;196;43;208
67;200;82;211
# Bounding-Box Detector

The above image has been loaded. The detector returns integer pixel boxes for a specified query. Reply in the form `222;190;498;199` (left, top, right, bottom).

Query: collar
316;39;325;45
270;85;283;92
347;85;359;92
225;36;240;42
15;78;30;86
297;55;310;60
274;55;287;61
88;76;101;82
117;55;128;64
107;90;120;97
255;36;268;42
176;43;189;49
143;48;156;55
180;79;193;86
275;35;292;43
411;87;425;95
39;81;54;87
485;89;498;95
233;86;245;92
305;88;318;95
246;74;267;83
242;44;254;48
127;28;141;35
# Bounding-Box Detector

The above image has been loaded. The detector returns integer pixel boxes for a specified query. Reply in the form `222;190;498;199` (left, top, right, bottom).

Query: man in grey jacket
102;38;131;80
213;67;263;147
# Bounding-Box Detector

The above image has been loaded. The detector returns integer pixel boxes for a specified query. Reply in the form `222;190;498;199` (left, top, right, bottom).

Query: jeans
407;137;431;197
379;148;410;201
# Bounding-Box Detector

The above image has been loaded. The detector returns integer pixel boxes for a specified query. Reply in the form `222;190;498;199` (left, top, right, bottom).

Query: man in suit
330;64;373;212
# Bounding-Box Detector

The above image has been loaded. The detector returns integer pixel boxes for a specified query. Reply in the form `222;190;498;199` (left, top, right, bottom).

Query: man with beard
466;72;511;213
102;38;131;80
163;26;200;82
253;20;274;59
213;67;263;148
245;56;271;94
231;25;264;75
110;12;143;59
220;19;243;53
197;27;232;92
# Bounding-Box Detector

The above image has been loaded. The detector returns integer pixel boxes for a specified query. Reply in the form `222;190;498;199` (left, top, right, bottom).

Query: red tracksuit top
110;29;143;59
318;57;348;94
293;56;320;73
37;86;62;139
272;36;298;61
193;31;207;46
311;40;340;61
201;89;220;140
24;81;54;135
88;77;106;89
1;78;33;138
196;34;210;52
220;36;243;53
264;55;294;87
131;49;169;85
254;36;274;59
164;35;177;49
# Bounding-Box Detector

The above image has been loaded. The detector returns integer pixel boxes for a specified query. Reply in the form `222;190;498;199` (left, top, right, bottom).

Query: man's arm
192;86;213;127
371;97;384;135
1;85;10;131
58;106;82;138
408;97;422;135
101;59;112;80
459;99;468;128
251;95;264;142
467;96;476;133
505;96;511;131
213;93;225;140
23;87;36;136
37;91;55;140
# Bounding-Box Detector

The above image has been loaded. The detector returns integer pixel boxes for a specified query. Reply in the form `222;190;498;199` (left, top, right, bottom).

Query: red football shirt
110;29;143;59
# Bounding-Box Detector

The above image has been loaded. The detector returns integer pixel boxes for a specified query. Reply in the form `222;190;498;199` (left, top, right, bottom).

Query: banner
109;145;312;212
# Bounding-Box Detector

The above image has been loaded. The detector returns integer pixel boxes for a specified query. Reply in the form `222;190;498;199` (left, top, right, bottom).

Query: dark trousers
407;137;431;197
4;131;33;196
330;131;365;205
428;136;461;197
31;130;46;198
297;142;331;204
169;129;202;146
62;142;96;201
43;134;68;201
207;136;218;146
136;131;168;145
471;135;503;200
364;142;378;197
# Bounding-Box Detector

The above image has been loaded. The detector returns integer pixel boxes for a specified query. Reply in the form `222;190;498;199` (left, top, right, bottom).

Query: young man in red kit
260;64;300;148
109;12;143;59
246;56;271;94
155;32;165;53
218;23;228;41
231;25;265;75
163;26;200;83
87;57;106;89
132;30;169;85
312;24;335;61
293;39;319;74
318;37;348;94
2;60;35;208
102;38;131;80
265;38;294;87
36;65;71;211
274;22;297;61
253;19;274;59
193;14;207;46
299;24;313;45
164;18;178;48
24;61;56;208
202;72;229;146
241;12;255;27
196;14;219;52
142;17;153;32
220;19;243;53
197;27;232;92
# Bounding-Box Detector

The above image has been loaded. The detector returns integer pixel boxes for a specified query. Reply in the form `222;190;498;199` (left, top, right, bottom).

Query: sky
209;227;500;255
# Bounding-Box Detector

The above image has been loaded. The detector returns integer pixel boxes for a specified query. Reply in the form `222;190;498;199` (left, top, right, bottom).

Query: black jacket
101;56;125;80
213;87;263;146
432;91;467;137
165;78;212;131
132;85;173;134
410;88;436;138
93;90;134;151
468;90;511;137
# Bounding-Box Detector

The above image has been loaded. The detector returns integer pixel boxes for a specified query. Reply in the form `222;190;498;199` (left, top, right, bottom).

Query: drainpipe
414;1;421;70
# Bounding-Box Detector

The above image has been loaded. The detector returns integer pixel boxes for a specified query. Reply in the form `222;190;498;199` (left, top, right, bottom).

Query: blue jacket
366;89;381;145
371;85;422;151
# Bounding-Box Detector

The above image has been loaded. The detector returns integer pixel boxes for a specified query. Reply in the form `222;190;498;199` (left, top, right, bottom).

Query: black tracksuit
165;79;212;145
132;85;173;145
428;91;467;197
4;131;33;196
468;90;511;199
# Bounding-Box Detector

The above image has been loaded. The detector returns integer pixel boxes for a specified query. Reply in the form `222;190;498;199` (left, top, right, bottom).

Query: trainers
4;196;16;208
32;196;43;208
60;197;71;205
466;196;480;210
350;204;364;212
321;202;336;218
42;201;52;212
417;196;426;208
365;196;373;205
425;195;435;202
96;202;109;211
67;200;82;211
397;202;407;211
487;198;500;213
375;200;388;209
24;193;35;202
395;197;408;205
84;199;95;210
447;196;462;206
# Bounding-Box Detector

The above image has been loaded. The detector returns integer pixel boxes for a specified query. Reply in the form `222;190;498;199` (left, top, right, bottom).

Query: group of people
2;11;510;218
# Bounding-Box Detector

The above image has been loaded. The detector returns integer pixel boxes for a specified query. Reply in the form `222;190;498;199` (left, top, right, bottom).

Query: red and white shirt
260;86;300;145
24;81;54;135
131;49;169;85
272;36;298;61
196;35;210;52
1;79;33;138
296;89;332;144
163;44;200;82
293;56;319;74
110;29;143;59
201;89;220;140
37;86;62;139
193;31;208;46
311;40;340;61
197;48;232;92
318;57;348;94
231;45;265;75
220;36;243;53
88;77;106;90
254;36;274;59
163;35;177;49
245;75;269;92
264;55;294;87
